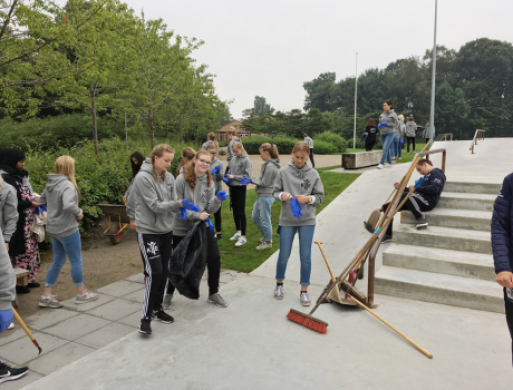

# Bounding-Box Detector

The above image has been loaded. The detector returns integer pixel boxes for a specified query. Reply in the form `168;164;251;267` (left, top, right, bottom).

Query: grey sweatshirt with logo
406;121;417;137
396;120;406;137
228;154;252;186
210;157;224;194
0;226;15;311
39;175;83;238
173;173;221;236
227;137;242;162
252;159;281;197
272;162;324;226
0;178;18;243
378;109;399;135
126;159;181;234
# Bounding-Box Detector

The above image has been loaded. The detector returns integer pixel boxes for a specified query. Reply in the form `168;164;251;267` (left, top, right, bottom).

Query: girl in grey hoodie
226;127;242;164
272;141;324;307
226;141;252;247
205;143;224;240
38;156;98;309
251;143;280;250
377;100;399;169
0;175;18;249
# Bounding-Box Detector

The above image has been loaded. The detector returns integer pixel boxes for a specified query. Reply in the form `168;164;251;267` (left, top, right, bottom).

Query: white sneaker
7;322;14;330
300;292;311;306
260;237;265;243
385;163;392;168
274;284;284;300
377;164;384;169
235;236;247;247
256;242;272;250
76;290;98;304
229;232;241;241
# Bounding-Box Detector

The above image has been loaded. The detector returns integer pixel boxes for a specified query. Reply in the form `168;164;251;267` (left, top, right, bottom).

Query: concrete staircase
375;181;503;313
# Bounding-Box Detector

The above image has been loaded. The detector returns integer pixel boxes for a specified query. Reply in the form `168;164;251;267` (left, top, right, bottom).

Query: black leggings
214;203;222;233
407;137;416;152
231;186;247;235
166;230;221;296
309;148;315;168
504;288;513;365
365;137;376;151
382;190;433;236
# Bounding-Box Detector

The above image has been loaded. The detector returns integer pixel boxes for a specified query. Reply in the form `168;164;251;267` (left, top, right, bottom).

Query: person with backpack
365;119;378;151
405;116;417;154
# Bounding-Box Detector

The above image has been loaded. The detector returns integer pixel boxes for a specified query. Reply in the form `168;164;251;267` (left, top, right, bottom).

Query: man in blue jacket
491;173;513;364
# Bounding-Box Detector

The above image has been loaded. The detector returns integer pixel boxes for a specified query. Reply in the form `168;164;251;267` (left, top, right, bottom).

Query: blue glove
290;197;302;219
35;205;47;215
216;190;228;202
0;309;13;333
378;122;388;129
400;139;404;144
223;177;232;184
210;165;221;175
206;218;215;230
181;199;199;212
240;177;251;185
414;177;424;188
179;207;188;221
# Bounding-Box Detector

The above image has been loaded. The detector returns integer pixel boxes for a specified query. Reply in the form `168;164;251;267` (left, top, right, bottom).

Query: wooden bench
14;268;30;286
342;151;383;169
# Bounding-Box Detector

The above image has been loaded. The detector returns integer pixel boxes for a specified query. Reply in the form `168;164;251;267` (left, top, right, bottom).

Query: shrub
315;132;347;153
218;149;227;156
239;137;299;154
313;140;338;155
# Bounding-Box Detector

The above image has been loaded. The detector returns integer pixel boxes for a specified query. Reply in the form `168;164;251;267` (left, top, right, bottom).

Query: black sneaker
416;214;428;229
216;233;223;241
15;285;30;294
138;319;152;334
28;282;40;288
0;361;29;383
153;309;174;324
382;234;393;243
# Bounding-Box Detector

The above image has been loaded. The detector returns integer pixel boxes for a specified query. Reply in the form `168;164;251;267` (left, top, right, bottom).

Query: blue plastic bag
290;198;302;219
216;190;228;202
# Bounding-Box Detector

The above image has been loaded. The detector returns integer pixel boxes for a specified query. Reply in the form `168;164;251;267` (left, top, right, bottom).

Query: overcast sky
68;0;513;118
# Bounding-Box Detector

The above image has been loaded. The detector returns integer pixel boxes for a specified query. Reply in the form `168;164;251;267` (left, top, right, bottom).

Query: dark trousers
214;203;222;233
382;190;433;236
365;137;376;151
137;231;173;320
167;230;221;296
504;288;513;365
407;137;416;153
231;186;247;235
309;148;315;168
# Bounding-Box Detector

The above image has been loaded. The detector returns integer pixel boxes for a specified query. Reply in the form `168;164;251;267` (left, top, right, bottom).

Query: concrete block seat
342;151;382;169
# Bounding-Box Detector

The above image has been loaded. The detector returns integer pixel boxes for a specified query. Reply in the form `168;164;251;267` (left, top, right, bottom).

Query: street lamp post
429;0;438;141
353;52;358;149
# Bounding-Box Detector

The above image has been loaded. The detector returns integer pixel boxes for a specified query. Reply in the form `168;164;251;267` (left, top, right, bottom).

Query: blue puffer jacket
491;173;513;274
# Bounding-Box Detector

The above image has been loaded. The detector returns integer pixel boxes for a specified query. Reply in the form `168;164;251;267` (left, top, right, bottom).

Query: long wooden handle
346;294;433;359
13;308;42;354
315;241;336;282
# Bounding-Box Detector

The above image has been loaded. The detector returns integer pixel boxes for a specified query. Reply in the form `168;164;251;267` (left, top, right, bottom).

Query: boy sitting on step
380;159;446;242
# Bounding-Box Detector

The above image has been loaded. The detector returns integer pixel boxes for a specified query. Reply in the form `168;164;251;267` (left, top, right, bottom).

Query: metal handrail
435;133;453;141
470;129;485;154
366;148;447;306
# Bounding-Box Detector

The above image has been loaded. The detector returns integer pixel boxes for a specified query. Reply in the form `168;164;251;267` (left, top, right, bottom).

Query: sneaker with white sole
76;290;98;304
256;242;272;250
0;361;28;384
260;237;265;243
7;322;14;330
416;214;428;229
208;293;228;307
274;284;284;300
385;163;392;168
139;318;152;334
235;236;247;247
162;293;173;309
153;309;174;323
300;292;311;306
229;232;241;241
39;294;63;309
377;164;384;169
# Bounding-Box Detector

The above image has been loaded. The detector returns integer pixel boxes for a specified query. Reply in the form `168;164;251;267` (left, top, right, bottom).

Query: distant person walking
303;134;315;168
176;147;195;176
365;119;378;151
394;114;406;161
405;116;417;154
202;132;219;151
205;143;224;240
377;100;399;169
0;174;18;252
424;120;435;143
226;127;242;165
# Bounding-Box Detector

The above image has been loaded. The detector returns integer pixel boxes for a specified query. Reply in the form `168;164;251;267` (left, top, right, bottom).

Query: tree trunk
179;118;183;144
90;86;99;156
165;118;170;139
149;107;155;149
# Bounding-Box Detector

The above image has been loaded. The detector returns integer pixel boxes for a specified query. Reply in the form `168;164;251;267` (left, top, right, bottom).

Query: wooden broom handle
13;308;35;341
314;242;336;282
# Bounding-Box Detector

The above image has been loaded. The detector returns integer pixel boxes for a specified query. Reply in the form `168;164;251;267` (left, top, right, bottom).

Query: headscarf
0;148;28;177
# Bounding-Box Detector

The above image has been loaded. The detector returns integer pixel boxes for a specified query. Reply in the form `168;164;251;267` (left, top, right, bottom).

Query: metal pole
353;52;358;149
125;110;128;151
429;0;437;141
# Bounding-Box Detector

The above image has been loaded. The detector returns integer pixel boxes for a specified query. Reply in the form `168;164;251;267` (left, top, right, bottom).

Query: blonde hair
232;141;246;155
176;147;195;176
151;144;175;181
398;114;405;121
207;132;219;149
183;150;213;190
54;155;81;202
292;141;310;155
228;127;237;137
259;143;279;159
206;143;217;153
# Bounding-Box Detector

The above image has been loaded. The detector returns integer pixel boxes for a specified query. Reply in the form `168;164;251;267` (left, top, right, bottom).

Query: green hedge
348;137;383;150
237;136;337;155
315;132;347;153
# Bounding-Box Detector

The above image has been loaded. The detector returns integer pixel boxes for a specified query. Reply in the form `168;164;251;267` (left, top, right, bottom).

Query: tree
303;72;336;112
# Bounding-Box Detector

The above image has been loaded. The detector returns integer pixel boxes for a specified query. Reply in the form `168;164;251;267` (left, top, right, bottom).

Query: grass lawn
218;166;360;273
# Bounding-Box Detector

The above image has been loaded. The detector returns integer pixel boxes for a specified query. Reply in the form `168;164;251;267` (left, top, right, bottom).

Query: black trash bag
169;221;208;300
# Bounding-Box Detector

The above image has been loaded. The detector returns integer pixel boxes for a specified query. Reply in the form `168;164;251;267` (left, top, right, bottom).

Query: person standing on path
0;174;18;251
272;141;324;306
164;150;227;309
176;147;195;176
365;119;378;151
226;127;242;166
206;144;224;241
251;143;281;251
405;116;417;154
123;152;145;205
202;132;219;150
377;100;399;169
424;120;435;143
38;156;98;309
303;134;315;168
395;114;406;161
0;148;41;293
491;172;513;365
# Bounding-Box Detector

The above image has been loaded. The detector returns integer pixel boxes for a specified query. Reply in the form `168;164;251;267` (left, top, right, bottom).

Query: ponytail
259;143;279;159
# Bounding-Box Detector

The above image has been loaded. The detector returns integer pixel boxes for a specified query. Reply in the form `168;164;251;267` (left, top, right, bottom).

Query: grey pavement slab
86;299;141;322
116;311;141;328
125;273;145;284
0;371;43;390
42;314;111;342
0;327;27;346
24;309;78;331
96;280;144;297
0;332;68;365
123;289;144;303
28;342;94;376
60;293;116;312
74;322;136;350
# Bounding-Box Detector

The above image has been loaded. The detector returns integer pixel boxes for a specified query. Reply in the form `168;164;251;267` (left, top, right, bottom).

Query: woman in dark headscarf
0;148;41;293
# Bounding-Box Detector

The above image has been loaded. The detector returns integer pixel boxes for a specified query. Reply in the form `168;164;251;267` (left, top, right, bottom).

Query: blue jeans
380;133;395;164
251;196;274;242
46;230;84;288
275;225;315;286
393;134;401;158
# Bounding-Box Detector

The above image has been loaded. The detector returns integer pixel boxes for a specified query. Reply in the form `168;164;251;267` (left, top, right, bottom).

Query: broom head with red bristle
287;308;328;333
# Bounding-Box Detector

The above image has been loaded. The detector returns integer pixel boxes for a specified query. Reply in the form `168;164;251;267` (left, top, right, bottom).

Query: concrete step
393;225;492;255
444;181;501;195
438;192;496;212
400;208;492;231
382;244;495;281
375;266;504;313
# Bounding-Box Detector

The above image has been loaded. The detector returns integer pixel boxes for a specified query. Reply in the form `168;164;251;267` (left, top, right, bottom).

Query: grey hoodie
378;109;399;135
425;124;435;140
0;226;15;311
126;159;181;234
173;173;221;236
272;161;324;226
228;154;252;186
39;175;83;238
396;120;406;138
210;157;224;194
227;137;242;162
202;140;215;150
0;177;18;243
405;121;417;137
252;159;281;197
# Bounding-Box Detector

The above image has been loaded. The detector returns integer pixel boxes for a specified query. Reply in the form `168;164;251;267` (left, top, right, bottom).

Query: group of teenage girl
123;127;324;334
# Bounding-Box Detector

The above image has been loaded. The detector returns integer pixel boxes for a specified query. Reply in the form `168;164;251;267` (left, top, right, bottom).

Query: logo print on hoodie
301;179;311;191
146;242;158;256
203;188;213;202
